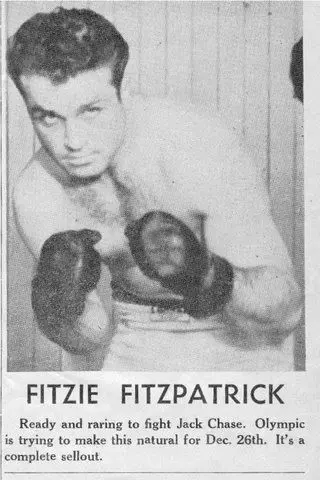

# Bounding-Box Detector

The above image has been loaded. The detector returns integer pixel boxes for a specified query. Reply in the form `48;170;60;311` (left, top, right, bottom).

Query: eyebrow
77;99;106;114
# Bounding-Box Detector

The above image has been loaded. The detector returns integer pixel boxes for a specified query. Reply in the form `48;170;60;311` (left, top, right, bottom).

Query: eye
35;113;59;127
81;107;103;119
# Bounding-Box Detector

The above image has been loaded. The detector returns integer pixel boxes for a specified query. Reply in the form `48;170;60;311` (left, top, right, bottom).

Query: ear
120;74;133;100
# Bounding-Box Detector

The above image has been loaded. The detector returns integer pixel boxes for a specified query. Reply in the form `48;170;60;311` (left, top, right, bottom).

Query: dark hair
290;37;303;103
7;7;129;99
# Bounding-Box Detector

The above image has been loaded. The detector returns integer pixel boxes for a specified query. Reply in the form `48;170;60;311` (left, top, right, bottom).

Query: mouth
68;160;92;168
65;153;98;167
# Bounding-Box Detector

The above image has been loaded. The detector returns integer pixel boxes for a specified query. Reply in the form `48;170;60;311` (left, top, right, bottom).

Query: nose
64;119;87;151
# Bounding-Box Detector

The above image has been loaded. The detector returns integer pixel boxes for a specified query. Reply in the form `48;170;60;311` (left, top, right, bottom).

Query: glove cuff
184;255;234;318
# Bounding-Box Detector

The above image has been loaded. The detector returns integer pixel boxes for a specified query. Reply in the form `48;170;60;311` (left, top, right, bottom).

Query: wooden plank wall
6;1;304;371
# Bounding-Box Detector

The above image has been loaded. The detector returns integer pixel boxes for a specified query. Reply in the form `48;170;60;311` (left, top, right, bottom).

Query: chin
66;162;109;180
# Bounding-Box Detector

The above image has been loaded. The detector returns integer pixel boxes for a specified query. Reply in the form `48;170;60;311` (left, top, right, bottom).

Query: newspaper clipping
2;1;319;479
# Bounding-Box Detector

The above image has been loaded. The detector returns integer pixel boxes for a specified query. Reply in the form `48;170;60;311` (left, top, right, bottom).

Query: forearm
224;266;302;333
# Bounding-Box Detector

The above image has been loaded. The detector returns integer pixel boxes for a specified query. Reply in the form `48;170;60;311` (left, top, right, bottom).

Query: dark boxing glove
32;229;102;353
125;211;233;317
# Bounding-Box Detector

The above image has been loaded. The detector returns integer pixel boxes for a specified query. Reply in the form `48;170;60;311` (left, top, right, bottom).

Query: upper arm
164;112;292;271
13;166;78;259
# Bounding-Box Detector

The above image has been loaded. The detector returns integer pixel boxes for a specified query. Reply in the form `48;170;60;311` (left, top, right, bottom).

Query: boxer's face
20;66;126;179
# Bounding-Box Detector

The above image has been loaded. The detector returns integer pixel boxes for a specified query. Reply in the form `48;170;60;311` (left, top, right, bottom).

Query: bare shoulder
136;97;236;160
138;95;226;126
13;148;64;208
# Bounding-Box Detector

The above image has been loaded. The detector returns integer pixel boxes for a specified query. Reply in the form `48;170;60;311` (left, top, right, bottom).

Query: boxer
8;7;302;370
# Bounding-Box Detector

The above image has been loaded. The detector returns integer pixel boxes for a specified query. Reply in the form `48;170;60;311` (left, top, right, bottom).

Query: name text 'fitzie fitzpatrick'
26;383;285;404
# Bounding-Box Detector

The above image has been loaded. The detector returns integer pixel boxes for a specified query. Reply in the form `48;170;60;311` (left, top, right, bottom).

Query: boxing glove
125;211;233;317
31;229;102;353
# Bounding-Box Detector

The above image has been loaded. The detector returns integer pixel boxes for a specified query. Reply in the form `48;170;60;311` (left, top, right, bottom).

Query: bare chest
66;182;122;225
64;177;203;259
63;179;126;259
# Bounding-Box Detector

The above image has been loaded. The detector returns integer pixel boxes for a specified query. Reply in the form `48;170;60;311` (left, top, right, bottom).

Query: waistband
112;283;224;331
111;281;186;310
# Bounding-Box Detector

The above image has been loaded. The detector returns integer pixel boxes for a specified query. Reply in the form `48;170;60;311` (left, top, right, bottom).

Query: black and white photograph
5;1;304;372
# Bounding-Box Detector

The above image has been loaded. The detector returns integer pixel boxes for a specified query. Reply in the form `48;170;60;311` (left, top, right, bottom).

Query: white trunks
102;299;294;372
